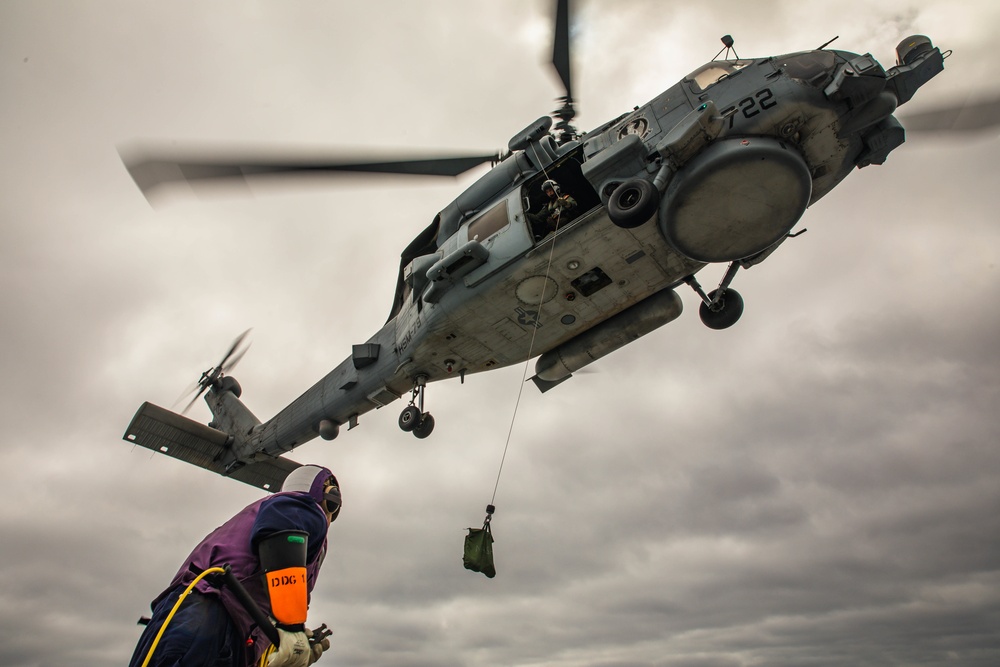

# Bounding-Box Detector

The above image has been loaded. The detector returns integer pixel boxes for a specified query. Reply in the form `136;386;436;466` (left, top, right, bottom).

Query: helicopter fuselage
125;38;945;488
230;43;943;459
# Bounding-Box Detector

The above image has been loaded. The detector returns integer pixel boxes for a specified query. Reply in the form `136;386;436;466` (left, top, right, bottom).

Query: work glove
305;626;331;664
268;628;311;667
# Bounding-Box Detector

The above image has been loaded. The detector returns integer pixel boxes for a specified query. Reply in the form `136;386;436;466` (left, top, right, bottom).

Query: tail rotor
176;329;253;414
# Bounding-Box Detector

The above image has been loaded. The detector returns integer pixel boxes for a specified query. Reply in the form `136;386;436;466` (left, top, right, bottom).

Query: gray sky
2;1;999;665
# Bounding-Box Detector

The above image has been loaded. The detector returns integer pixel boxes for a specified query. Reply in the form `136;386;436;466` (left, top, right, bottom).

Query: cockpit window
686;60;752;93
775;51;837;88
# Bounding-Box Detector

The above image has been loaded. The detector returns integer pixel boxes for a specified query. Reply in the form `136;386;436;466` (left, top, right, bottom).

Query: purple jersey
152;491;328;665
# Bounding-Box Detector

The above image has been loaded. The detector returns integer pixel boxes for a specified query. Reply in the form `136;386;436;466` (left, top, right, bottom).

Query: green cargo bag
463;521;495;578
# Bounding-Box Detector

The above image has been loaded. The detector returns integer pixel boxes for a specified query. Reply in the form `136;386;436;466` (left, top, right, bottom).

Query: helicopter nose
838;91;899;136
824;53;888;110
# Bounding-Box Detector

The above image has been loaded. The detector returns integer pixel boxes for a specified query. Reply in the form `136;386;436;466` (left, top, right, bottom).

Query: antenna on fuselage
714;34;741;61
817;35;840;50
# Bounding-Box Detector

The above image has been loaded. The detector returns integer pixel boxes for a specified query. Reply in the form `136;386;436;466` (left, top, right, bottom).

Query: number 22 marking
729;88;777;128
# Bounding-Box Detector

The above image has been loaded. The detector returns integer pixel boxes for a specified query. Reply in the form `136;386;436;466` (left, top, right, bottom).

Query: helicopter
123;0;966;492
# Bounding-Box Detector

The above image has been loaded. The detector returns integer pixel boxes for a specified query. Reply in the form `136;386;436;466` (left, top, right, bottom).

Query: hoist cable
490;235;559;505
490;144;561;505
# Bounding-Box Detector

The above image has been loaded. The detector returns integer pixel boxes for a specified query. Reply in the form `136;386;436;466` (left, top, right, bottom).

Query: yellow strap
141;567;227;667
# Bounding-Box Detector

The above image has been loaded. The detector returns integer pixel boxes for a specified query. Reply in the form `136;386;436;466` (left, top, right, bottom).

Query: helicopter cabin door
462;147;600;286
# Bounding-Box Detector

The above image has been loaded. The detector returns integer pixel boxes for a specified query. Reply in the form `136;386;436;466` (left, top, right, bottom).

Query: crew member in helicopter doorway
529;178;578;240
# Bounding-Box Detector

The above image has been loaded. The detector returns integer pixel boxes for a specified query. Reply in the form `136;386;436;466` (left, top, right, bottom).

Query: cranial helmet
542;179;561;196
282;464;341;521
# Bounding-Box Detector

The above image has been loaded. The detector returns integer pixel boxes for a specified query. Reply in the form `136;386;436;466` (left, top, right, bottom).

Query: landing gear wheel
398;405;421;432
412;413;435;439
608;178;659;229
699;288;744;330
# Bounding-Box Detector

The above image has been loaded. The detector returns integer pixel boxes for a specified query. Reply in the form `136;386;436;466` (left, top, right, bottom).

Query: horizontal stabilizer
123;402;302;492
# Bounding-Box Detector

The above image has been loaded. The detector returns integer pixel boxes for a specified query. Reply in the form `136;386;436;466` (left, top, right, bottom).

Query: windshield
686;60;752;93
775;50;837;88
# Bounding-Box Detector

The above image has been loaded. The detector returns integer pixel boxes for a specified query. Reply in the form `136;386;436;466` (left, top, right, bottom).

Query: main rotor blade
901;95;1000;133
121;149;498;198
552;0;573;100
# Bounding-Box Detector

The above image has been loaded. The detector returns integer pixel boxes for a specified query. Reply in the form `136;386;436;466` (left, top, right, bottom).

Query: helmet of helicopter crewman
542;179;561;196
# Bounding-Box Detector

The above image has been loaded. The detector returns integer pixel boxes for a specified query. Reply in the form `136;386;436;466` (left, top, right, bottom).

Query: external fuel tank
534;287;683;383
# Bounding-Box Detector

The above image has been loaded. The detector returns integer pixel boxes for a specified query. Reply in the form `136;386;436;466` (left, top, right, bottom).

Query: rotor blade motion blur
175;329;252;415
219;328;252;374
121;149;499;199
901;95;1000;133
551;0;578;144
552;0;572;101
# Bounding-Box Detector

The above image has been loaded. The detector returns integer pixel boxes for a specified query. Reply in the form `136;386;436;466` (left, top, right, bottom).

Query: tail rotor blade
219;328;252;373
181;384;209;416
173;329;253;415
